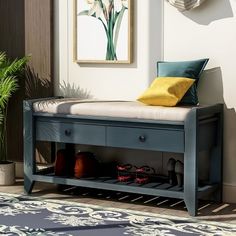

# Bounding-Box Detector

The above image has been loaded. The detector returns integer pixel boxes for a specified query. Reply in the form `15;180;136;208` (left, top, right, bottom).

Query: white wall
164;0;236;202
55;0;236;202
55;0;163;100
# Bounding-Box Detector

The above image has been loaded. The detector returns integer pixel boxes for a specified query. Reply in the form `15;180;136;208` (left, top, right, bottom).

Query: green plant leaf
0;76;18;109
0;52;6;67
1;56;29;78
0;51;29;161
0;109;3;125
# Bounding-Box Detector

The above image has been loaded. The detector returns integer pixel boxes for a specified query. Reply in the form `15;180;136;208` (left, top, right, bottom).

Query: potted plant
0;52;28;185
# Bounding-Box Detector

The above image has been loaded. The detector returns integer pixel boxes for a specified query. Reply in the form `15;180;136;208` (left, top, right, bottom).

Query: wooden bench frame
23;98;223;216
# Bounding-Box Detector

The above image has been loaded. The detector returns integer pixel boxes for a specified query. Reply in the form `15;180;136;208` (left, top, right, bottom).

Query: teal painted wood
34;112;185;126
106;126;184;153
32;174;184;199
197;104;223;117
197;184;218;199
184;108;198;216
199;121;217;151
210;106;223;202
36;121;106;145
23;97;223;216
23;100;35;194
31;174;216;200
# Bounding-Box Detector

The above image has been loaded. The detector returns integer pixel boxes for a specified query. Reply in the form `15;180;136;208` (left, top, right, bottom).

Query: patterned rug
0;193;235;236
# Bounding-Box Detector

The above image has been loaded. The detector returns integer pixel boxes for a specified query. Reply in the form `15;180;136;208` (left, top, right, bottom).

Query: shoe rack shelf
34;173;217;200
24;98;223;216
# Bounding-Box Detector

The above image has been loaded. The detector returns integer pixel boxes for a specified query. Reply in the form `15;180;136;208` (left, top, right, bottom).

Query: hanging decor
166;0;206;12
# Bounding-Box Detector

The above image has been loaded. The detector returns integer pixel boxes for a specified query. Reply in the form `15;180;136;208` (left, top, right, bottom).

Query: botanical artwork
75;0;132;63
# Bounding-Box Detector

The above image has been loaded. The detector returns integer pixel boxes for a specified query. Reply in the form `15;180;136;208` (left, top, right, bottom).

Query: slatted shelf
33;174;218;200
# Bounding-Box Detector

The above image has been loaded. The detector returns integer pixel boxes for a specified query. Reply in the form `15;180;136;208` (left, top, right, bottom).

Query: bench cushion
33;99;193;122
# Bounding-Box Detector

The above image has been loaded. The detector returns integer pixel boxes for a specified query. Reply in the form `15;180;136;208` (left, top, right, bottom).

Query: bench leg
210;112;223;203
23;100;35;195
24;157;35;194
184;109;198;217
210;146;223;202
184;150;198;216
24;175;35;194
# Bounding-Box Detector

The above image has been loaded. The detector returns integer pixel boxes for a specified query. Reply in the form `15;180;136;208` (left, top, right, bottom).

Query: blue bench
23;98;223;216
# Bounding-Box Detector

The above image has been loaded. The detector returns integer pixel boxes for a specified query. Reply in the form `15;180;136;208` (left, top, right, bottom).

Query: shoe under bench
23;98;223;216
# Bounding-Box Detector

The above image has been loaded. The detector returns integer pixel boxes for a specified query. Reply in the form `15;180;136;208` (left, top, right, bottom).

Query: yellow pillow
137;77;194;107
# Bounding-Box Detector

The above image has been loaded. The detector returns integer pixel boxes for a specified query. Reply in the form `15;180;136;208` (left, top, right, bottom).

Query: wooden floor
1;179;236;225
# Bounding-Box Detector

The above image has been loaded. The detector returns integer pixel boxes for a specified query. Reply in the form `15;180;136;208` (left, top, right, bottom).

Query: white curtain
166;0;206;12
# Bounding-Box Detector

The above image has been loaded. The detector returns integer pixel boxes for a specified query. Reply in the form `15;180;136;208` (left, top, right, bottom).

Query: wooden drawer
36;121;106;145
107;126;184;153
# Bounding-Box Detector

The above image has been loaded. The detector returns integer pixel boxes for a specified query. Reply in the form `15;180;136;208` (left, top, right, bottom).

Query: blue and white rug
0;193;235;236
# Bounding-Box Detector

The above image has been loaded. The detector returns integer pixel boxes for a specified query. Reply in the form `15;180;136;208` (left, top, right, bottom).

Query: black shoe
175;160;184;187
167;158;177;185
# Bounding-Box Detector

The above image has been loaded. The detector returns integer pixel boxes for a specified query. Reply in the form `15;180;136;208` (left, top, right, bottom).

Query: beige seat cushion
33;99;194;122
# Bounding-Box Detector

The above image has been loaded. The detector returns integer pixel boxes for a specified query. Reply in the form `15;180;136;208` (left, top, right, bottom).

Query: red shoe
117;164;133;182
135;166;155;184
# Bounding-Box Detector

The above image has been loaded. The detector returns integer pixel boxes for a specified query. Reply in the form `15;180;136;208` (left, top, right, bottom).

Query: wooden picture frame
74;0;132;64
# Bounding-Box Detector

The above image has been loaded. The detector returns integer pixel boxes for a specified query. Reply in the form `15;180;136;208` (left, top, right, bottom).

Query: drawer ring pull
65;129;72;136
139;135;146;142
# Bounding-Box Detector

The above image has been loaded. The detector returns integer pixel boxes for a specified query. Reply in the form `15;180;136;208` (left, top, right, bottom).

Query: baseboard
223;183;236;203
14;161;24;178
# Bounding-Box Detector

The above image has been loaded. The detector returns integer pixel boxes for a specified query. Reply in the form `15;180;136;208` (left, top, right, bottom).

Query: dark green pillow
157;58;209;105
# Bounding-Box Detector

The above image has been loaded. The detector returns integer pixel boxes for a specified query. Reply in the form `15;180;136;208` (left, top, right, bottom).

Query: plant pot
0;161;15;185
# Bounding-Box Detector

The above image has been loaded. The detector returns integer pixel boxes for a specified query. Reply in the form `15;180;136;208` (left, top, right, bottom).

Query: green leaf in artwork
114;6;127;51
78;10;89;16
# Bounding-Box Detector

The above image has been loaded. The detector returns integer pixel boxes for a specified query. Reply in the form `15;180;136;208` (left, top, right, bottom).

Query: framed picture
74;0;132;64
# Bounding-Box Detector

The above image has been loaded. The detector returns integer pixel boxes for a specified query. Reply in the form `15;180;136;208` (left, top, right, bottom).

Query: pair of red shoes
117;164;155;184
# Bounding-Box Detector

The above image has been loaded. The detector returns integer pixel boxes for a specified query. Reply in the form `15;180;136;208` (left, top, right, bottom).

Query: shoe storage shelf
24;98;223;216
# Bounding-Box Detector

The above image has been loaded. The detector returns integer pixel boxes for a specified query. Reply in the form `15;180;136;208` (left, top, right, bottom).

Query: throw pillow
157;58;209;104
137;77;194;107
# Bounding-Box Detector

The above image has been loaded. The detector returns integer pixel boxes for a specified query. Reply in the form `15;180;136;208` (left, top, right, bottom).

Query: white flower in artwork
122;0;128;8
102;0;110;11
86;0;94;3
87;0;103;18
114;0;128;12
